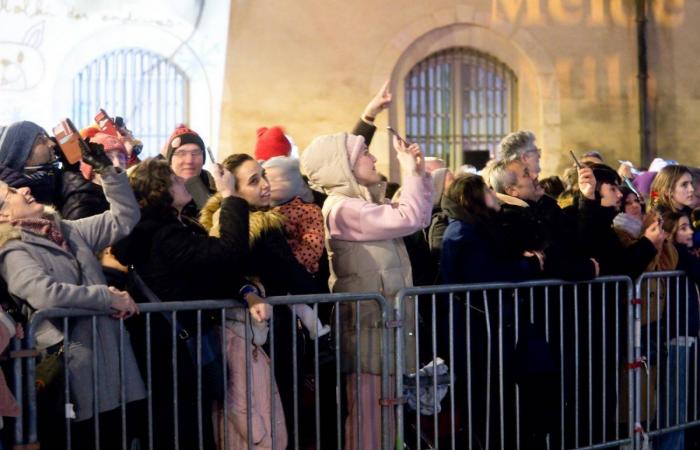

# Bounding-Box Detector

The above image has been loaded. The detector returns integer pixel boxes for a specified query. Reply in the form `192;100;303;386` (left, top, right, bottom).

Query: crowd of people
0;81;697;450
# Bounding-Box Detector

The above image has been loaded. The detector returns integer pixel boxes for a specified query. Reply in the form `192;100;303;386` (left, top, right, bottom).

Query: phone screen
386;126;410;147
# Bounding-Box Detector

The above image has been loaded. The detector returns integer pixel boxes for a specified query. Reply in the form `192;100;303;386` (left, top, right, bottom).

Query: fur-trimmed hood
199;194;285;244
0;206;60;249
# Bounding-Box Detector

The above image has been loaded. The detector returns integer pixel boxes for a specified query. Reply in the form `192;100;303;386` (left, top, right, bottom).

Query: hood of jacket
301;132;384;203
199;193;285;245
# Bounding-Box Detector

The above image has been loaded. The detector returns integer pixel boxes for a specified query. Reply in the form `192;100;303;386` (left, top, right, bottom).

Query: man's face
170;143;204;180
25;134;56;167
506;161;538;201
600;182;623;209
520;144;541;180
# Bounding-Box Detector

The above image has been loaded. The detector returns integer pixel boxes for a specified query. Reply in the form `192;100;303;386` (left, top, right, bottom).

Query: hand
394;137;424;176
108;287;139;319
245;292;271;322
524;250;545;271
578;167;596;200
209;164;236;198
590;258;600;278
362;80;392;120
82;139;113;174
617;163;633;180
644;221;666;251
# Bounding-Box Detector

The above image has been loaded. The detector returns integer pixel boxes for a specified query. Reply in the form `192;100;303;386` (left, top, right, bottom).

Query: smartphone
206;146;217;165
53;119;87;165
94;109;118;136
386;126;410;147
569;150;582;169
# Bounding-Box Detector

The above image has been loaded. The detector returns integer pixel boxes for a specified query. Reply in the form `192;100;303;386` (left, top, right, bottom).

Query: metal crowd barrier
633;270;700;450
6;273;700;450
10;292;392;450
394;277;636;450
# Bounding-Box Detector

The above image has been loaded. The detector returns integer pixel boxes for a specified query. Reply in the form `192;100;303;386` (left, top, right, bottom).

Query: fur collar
199;193;285;244
0;206;59;249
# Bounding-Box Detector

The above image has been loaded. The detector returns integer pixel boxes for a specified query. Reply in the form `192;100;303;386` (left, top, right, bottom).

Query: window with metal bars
72;48;189;158
404;47;517;169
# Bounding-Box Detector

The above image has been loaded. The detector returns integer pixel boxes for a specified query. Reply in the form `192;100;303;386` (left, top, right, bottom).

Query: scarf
11;218;70;251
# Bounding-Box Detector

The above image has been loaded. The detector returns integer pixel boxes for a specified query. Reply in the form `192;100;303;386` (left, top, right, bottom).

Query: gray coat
0;168;146;421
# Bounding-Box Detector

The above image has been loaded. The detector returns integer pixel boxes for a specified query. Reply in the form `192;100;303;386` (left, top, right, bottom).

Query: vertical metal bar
559;285;565;450
313;304;321;450
415;295;421;449
245;309;254;450
196;311;203;450
602;284;607;440
449;292;456;450
292;305;299;450
432;293;438;449
335;303;342;450
514;289;520;450
685;276;690;426
268;307;274;450
92;316;100;450
587;284;593;445
574;285;580;447
222;309;229;450
498;289;505;450
119;319;127;450
467;290;473;448
171;311;179;450
355;302;361;450
646;279;651;431
676;276;681;428
662;278;667;429
64;317;71;450
483;290;492;450
615;282;621;440
146;313;153;450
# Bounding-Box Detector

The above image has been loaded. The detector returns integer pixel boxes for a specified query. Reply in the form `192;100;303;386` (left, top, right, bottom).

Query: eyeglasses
172;148;204;159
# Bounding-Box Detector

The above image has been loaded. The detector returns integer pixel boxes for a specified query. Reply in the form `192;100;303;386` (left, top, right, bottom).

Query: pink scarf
11;218;70;252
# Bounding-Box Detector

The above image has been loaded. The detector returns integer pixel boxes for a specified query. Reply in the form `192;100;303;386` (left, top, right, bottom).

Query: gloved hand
82;139;113;174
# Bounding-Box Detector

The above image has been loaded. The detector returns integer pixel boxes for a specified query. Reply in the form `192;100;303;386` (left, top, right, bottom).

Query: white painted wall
0;0;231;156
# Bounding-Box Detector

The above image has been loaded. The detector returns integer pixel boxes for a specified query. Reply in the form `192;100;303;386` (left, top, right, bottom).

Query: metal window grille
404;47;517;168
72;48;189;158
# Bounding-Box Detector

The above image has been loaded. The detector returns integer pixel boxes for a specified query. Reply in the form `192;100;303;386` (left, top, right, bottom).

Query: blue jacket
440;214;541;285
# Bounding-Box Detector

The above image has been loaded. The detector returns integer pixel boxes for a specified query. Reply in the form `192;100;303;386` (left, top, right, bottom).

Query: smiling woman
0;143;146;449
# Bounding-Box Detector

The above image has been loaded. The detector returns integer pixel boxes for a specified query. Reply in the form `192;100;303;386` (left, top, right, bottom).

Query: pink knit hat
346;134;365;169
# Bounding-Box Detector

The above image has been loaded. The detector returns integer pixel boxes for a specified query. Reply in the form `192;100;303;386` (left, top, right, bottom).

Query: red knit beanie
79;131;128;180
255;126;291;161
165;124;206;163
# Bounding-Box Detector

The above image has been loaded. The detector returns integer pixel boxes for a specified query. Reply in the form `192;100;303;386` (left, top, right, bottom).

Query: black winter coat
58;171;109;220
563;195;656;279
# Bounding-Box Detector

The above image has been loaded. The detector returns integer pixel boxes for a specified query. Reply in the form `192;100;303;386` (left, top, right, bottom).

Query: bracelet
362;114;375;123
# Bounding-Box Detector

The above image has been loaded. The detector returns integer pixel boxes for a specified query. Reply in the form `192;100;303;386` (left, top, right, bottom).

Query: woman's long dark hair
444;174;494;226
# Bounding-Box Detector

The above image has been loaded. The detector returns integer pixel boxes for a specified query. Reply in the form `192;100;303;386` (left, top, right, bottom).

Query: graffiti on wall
0;21;45;91
492;0;685;27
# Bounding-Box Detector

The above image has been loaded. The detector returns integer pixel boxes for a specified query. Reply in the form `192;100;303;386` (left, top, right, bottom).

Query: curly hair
128;158;177;218
497;130;536;161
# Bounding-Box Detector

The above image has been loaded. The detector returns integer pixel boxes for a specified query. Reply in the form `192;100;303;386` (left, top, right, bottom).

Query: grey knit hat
0;121;46;170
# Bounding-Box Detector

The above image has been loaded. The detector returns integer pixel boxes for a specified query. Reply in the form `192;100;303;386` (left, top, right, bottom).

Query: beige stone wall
218;0;691;180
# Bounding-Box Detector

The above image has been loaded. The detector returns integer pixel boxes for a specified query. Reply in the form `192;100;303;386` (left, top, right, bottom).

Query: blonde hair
649;165;691;211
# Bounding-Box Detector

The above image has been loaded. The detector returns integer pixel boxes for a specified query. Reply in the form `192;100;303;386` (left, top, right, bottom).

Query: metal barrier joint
383;320;403;328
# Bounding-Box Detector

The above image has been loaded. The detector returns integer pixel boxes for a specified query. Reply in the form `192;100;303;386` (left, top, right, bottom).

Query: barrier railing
13;292;391;450
394;277;635;450
634;271;700;450
6;273;700;450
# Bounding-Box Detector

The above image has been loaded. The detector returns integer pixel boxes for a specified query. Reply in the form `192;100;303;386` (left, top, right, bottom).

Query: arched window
404;47;517;168
72;48;188;157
